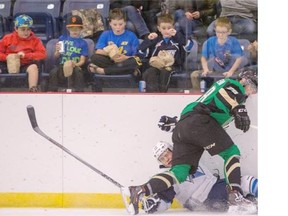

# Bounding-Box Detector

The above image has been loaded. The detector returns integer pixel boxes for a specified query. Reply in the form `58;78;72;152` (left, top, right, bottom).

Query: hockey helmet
14;14;33;28
153;141;173;160
241;175;258;197
238;69;258;92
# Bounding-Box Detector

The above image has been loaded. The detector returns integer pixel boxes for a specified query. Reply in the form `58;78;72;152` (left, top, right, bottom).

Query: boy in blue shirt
88;8;142;76
191;17;249;90
48;15;89;92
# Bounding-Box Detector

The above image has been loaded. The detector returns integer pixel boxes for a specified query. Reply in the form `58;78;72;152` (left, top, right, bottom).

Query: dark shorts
171;112;234;170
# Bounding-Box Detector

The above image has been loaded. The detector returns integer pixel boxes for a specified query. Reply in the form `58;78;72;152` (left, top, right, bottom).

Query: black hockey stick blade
26;105;125;189
27;105;39;129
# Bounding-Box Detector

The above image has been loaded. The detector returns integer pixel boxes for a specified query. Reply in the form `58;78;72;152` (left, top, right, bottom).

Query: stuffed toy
149;50;174;70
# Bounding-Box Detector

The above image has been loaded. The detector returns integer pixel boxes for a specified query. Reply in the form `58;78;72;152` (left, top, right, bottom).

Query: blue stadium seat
0;15;4;39
0;73;28;90
40;38;95;91
0;62;45;91
12;0;62;43
91;73;138;92
0;0;12;35
13;12;55;45
169;39;199;90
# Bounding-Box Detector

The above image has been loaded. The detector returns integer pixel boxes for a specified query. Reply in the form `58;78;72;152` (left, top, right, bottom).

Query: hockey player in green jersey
128;70;258;215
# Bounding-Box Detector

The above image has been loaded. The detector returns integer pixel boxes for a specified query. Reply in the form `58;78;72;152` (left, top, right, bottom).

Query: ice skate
128;186;145;215
228;190;257;214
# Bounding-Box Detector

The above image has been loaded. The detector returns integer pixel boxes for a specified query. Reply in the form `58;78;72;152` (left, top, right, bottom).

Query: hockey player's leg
219;145;257;214
128;166;189;214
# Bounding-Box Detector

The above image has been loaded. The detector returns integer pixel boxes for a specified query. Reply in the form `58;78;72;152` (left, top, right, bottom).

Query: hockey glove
231;105;250;132
141;194;161;214
158;116;178;132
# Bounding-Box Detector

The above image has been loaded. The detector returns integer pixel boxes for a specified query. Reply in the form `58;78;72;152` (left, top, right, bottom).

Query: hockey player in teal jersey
128;70;258;215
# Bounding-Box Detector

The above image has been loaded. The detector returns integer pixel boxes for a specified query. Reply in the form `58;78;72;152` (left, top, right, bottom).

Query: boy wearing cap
0;14;47;92
48;15;89;92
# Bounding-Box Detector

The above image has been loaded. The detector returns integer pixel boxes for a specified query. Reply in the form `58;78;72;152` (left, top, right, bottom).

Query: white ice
0;208;256;216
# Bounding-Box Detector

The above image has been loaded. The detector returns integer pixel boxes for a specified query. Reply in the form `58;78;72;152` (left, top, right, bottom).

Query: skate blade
120;187;137;215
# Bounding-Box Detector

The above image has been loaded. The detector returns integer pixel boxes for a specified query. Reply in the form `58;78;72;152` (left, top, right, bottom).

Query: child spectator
206;0;257;42
88;8;142;77
48;15;89;92
0;14;46;92
138;13;193;92
190;17;249;90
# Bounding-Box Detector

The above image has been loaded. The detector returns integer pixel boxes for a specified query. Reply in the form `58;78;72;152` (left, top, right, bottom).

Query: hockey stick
26;105;135;214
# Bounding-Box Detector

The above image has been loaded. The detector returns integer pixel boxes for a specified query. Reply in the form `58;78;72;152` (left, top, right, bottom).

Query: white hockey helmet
241;175;258;197
153;141;173;160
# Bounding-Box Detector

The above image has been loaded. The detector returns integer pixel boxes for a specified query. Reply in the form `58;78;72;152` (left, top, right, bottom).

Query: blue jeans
174;9;206;38
121;6;150;38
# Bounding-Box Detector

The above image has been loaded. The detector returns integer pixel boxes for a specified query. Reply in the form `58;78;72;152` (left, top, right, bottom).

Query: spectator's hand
248;40;258;52
248;40;258;59
148;32;158;40
141;194;161;214
191;11;200;19
201;70;210;77
185;11;194;20
112;54;127;63
17;51;25;58
169;28;177;37
231;105;250;132
158;115;178;132
223;71;234;78
252;41;258;51
55;43;61;53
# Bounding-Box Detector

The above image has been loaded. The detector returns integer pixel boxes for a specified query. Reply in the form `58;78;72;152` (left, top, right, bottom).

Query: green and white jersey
181;78;247;127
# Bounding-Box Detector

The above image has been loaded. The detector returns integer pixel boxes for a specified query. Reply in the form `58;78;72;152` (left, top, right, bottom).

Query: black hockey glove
141;194;161;214
231;105;250;132
158;115;178;132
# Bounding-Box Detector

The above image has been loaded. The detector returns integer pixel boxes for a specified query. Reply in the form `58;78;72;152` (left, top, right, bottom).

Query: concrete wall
0;93;257;206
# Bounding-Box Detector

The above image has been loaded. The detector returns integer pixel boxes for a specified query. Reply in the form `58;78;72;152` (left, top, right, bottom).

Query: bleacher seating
0;1;258;93
0;15;4;39
0;61;45;91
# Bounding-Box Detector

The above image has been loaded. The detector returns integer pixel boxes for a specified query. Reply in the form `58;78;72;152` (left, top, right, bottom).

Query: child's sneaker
29;86;39;92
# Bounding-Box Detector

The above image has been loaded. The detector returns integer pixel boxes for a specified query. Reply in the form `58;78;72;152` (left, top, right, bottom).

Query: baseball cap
14;14;33;28
66;15;83;27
